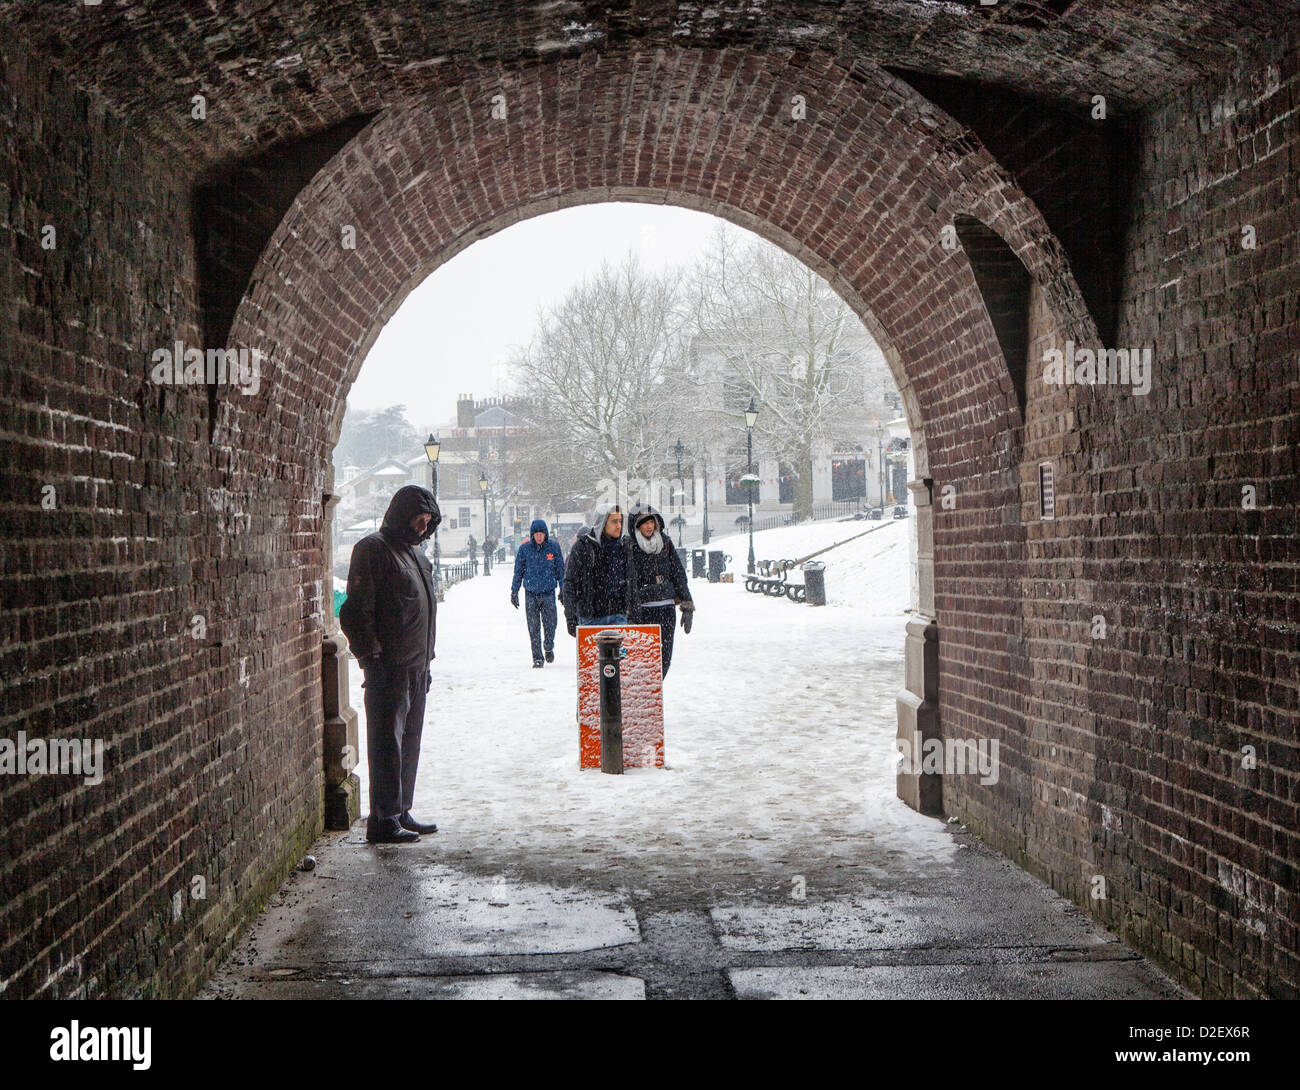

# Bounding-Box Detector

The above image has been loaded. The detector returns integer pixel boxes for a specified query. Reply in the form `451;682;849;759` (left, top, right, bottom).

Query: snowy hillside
703;516;912;614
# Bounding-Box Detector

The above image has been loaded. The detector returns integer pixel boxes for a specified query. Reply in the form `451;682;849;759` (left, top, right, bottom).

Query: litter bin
707;550;729;583
802;560;826;606
691;548;706;579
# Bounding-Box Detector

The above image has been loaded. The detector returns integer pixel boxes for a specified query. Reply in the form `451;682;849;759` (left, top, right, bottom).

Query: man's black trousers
362;661;430;821
636;604;677;678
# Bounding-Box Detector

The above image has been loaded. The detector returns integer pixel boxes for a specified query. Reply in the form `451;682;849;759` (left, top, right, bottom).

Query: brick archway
217;47;1097;831
224;49;1096;473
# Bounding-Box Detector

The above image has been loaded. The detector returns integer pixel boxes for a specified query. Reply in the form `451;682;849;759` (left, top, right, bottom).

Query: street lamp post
424;434;442;598
673;438;685;548
701;451;710;546
478;470;490;575
745;397;759;575
875;422;885;508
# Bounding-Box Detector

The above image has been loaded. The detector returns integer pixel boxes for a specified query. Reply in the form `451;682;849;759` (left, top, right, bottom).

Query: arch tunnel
0;1;1296;1001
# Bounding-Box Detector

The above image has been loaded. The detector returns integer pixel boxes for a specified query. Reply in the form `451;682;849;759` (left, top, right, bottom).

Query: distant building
421;394;554;559
657;328;907;542
335;458;414;528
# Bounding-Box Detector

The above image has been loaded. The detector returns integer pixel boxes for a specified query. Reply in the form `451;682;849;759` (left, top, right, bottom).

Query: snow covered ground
208;514;1182;999
345;515;954;895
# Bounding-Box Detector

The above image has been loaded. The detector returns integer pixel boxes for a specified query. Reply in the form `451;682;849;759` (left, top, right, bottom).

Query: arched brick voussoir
225;49;1094;483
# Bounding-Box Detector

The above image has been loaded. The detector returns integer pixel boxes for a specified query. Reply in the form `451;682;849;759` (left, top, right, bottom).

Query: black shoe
533;659;544;668
545;651;554;663
399;811;438;834
367;818;419;844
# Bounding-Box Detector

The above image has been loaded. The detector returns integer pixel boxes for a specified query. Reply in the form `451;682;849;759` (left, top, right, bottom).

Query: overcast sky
346;202;734;433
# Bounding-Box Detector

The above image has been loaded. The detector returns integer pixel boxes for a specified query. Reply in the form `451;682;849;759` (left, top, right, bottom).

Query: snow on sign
576;624;664;770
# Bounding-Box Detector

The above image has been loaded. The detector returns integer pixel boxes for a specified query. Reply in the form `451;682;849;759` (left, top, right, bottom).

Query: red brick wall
0;38;323;998
1096;38;1298;997
940;38;1300;998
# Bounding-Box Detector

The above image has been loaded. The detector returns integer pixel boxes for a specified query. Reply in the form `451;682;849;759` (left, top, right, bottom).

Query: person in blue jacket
510;518;566;667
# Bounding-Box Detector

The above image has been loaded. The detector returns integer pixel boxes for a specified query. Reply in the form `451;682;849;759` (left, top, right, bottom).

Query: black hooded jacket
339;484;441;669
624;503;692;617
561;502;629;622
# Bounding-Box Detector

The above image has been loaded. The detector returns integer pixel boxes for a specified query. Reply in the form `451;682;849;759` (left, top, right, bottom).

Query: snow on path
347;517;954;894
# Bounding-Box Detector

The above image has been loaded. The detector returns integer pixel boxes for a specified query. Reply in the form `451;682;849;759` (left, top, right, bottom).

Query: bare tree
334;403;421;470
508;253;697;511
688;224;884;519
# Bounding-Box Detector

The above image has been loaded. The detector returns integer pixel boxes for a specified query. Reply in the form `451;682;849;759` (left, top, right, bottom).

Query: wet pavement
199;821;1185;1000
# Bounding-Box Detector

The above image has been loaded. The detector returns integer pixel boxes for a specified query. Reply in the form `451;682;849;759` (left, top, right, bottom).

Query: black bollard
594;630;624;774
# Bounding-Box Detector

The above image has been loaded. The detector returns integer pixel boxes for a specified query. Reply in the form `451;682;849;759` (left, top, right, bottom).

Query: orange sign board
577;624;665;770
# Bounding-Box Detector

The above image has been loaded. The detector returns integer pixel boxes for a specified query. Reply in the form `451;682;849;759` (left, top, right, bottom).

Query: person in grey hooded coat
561;503;629;633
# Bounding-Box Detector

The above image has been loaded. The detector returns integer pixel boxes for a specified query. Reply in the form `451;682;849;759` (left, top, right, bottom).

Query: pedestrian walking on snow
511;518;566;667
561;503;630;633
625;503;694;678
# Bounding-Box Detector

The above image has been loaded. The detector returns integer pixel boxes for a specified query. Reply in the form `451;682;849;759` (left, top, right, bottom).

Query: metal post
877;427;885;509
747;425;755;575
430;462;442;599
701;453;710;545
674;440;684;547
595;631;624;774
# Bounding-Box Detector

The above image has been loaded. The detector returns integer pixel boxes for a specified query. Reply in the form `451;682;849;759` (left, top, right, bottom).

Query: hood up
381;484;442;546
529;518;549;540
626;502;666;536
583;502;625;543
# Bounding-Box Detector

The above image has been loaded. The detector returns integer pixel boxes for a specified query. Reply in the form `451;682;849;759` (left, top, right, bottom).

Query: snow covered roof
342;458;412;488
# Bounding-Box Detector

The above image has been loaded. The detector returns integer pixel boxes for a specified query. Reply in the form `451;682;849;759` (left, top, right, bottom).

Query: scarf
635;528;665;555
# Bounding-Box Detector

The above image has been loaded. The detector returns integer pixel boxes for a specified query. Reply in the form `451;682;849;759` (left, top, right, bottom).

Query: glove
511;593;519;609
680;601;694;634
566;614;577;637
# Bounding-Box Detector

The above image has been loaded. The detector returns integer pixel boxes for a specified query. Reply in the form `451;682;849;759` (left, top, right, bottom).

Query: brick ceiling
5;0;1294;170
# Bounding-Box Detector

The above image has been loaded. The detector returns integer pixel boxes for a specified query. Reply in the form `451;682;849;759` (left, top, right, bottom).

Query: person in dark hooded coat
561;503;629;633
624;503;694;677
339;484;442;844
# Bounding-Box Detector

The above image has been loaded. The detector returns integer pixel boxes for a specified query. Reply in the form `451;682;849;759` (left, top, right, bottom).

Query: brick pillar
896;477;941;814
322;475;360;828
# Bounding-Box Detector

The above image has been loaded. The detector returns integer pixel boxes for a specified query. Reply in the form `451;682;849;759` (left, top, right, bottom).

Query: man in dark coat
625;502;695;678
511;518;566;667
561;503;629;633
339;484;442;844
